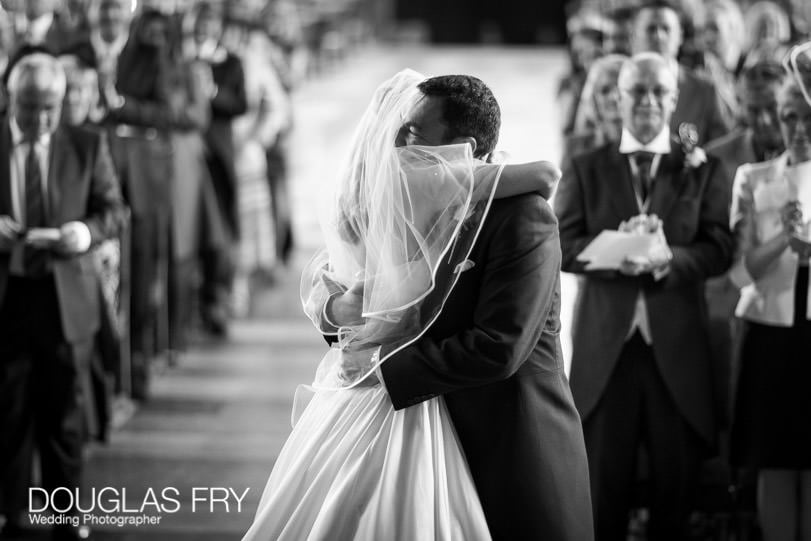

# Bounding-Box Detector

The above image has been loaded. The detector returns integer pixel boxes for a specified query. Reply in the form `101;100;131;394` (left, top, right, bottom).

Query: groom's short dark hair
418;75;501;158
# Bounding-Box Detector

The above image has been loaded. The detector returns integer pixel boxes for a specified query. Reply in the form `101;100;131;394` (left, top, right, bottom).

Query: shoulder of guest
706;128;746;154
570;139;615;169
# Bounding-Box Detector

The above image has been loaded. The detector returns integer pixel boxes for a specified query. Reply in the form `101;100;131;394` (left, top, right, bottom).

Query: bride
242;69;561;541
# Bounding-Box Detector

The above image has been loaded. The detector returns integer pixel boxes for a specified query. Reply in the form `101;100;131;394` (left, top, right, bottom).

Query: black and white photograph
0;0;810;539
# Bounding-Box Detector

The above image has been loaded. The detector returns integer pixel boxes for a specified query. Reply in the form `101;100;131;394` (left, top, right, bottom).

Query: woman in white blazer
729;77;811;541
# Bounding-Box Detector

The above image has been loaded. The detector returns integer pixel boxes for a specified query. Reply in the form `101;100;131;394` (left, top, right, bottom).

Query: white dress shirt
8;119;91;275
618;127;671;344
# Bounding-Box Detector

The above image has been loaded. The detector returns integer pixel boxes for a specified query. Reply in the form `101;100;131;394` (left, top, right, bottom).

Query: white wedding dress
242;355;491;540
242;70;499;541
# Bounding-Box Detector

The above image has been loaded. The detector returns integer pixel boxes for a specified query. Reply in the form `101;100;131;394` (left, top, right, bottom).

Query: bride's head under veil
300;69;506;390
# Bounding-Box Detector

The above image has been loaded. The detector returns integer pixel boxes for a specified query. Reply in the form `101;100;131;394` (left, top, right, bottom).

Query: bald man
555;52;733;540
0;53;126;541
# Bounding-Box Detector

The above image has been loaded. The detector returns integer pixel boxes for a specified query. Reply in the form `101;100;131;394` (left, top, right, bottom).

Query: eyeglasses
782;41;811;107
619;85;674;102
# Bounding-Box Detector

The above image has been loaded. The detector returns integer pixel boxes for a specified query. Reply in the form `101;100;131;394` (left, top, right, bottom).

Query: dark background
394;0;569;44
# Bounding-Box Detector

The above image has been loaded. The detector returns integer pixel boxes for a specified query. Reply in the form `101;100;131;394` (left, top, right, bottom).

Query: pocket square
454;259;476;274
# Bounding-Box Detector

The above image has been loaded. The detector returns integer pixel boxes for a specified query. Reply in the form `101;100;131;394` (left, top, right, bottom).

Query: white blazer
730;153;811;326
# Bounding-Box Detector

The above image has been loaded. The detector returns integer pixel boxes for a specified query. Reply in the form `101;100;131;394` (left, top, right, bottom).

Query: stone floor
9;43;571;540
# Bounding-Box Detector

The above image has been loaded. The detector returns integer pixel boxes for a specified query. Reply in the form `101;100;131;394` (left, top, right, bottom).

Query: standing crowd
557;0;811;539
0;0;372;539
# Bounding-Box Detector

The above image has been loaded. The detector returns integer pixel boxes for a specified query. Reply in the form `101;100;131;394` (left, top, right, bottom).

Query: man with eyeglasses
555;52;733;540
631;0;731;144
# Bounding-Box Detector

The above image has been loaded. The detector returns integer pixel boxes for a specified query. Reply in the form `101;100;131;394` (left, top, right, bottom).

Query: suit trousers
0;276;90;518
583;332;705;541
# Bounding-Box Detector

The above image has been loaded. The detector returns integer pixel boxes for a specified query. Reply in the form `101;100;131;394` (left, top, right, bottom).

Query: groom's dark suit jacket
554;141;734;445
379;194;594;541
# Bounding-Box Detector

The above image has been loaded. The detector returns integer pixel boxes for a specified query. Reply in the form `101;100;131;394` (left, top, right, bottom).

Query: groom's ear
450;136;477;155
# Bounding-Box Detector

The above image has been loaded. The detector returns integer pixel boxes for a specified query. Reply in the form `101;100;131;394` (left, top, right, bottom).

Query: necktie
631;151;655;204
24;141;49;277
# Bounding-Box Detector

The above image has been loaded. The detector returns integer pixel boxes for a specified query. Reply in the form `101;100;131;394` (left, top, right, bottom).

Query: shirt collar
618;127;671;155
10;117;51;147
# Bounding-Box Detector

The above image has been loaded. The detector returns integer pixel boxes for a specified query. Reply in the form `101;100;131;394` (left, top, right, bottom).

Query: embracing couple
242;70;593;541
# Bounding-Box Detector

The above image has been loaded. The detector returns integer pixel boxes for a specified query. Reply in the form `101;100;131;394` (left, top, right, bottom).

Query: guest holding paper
554;52;733;540
729;75;811;541
0;52;126;541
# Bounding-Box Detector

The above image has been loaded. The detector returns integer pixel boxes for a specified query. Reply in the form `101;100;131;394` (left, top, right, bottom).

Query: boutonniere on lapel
678;123;707;171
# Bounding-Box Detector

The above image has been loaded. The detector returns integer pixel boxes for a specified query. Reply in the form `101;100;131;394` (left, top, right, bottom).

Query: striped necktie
631;151;655;203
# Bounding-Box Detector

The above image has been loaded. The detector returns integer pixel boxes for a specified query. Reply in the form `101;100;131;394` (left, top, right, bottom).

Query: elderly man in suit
631;0;732;144
0;53;126;540
555;52;734;540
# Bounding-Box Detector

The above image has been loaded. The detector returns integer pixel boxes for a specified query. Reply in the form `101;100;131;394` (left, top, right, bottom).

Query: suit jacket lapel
603;146;639;221
648;144;685;219
0;122;12;218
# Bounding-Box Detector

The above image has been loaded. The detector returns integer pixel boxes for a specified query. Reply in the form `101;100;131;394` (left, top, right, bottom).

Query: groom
328;75;593;540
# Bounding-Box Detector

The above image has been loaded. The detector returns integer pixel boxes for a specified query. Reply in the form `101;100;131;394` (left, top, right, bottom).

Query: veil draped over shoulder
300;69;505;390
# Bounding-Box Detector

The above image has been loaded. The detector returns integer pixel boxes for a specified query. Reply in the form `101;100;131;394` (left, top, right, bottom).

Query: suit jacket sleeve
379;195;560;410
555;159;595;274
211;56;248;119
82;131;128;246
554;157;629;282
661;156;733;288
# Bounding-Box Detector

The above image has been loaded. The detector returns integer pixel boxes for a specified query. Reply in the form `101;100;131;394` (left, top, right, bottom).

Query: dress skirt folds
242;385;491;541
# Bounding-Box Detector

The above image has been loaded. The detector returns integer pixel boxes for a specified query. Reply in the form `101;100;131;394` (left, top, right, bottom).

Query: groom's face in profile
395;94;449;147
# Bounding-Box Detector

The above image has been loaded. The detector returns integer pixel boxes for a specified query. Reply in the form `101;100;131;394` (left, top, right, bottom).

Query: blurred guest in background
563;53;627;171
631;0;732;144
58;45;120;443
704;47;788;429
605;6;634;56
744;1;792;55
137;8;226;356
555;52;733;540
223;15;291;314
81;0;175;398
558;9;610;137
185;1;247;337
10;0;77;53
697;0;746;128
729;75;811;541
0;52;125;541
707;46;788;176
